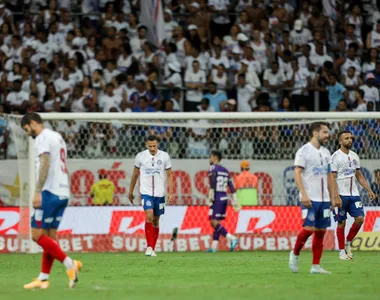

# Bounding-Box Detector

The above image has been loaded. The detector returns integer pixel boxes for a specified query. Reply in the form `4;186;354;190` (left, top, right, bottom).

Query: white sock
226;233;235;240
38;272;49;281
211;240;218;250
63;257;74;270
340;250;346;256
345;241;351;246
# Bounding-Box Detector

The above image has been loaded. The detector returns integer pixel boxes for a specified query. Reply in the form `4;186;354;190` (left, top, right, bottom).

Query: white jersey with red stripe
294;142;331;202
35;128;70;198
329;149;360;196
134;149;172;197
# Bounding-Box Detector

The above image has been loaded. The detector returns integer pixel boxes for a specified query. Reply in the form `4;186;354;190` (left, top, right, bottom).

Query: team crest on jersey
340;210;346;216
146;200;152;206
157;160;162;165
353;159;357;166
308;212;315;222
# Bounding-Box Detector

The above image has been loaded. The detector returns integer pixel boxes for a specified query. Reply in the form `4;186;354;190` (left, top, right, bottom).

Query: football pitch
0;251;379;300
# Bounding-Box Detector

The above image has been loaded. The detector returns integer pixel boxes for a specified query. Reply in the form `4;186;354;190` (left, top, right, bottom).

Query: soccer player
289;122;335;274
90;169;115;205
128;135;174;257
207;150;240;252
21;113;82;289
330;131;376;260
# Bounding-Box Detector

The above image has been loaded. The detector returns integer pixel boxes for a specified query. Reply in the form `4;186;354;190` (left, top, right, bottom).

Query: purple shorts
209;199;227;220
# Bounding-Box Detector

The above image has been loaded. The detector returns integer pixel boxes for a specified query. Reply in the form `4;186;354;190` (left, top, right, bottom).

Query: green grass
0;251;379;300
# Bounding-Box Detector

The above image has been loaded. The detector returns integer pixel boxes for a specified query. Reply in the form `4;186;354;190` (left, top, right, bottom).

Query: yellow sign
351;232;380;251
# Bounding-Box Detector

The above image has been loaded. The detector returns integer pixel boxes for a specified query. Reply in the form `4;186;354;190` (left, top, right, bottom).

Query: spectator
163;61;182;89
90;169;115;206
360;73;380;106
290;19;312;53
366;19;380;49
336;99;350;112
5;79;29;113
203;82;227;112
170;87;182;111
54;66;74;110
343;66;361;107
99;83;122;112
130;80;156;110
338;42;361;76
353;89;367;112
197;97;214;112
278;96;292;112
132;96;155;113
184;60;207;111
327;72;348;111
287;58;311;110
163;9;178;41
263;61;286;110
362;48;378;74
26;93;43;113
236;73;257;112
209;64;229;93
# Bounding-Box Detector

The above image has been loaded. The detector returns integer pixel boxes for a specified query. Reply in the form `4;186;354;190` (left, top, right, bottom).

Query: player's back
210;164;231;197
295;142;331;202
35;128;70;198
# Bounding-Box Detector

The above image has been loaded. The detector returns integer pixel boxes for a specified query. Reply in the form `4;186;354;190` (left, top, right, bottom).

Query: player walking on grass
129;135;174;257
21;113;82;289
330;131;376;260
289;122;336;274
207;150;240;252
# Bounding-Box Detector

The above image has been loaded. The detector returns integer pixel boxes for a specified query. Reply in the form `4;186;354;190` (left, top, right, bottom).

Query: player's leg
38;229;56;283
345;196;365;259
52;200;82;286
208;200;238;252
336;196;350;260
289;203;316;273
309;201;331;274
150;196;165;257
142;195;155;256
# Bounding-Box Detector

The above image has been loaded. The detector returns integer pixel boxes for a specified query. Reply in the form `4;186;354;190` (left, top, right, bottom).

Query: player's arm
166;168;174;204
36;153;50;193
208;168;216;205
228;177;241;212
356;169;376;201
90;183;95;198
328;171;340;209
128;167;140;205
294;166;311;208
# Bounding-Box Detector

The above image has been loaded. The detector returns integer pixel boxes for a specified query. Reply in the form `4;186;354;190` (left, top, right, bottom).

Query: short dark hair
146;135;159;142
211;150;222;161
338;130;351;140
21;112;43;127
374;169;380;174
308;122;329;138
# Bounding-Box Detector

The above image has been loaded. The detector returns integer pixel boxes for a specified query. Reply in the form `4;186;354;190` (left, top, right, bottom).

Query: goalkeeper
206;150;240;252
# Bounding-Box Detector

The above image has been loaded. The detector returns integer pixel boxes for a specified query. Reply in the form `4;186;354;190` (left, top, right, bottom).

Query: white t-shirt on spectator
35;41;58;62
310;54;333;70
6;91;29;106
209;55;230;69
71;97;88;112
59;22;74;36
54;78;75;105
69;69;84;85
48;32;66;46
184;69;207;102
99;94;123;112
8;47;23;64
103;69;121;84
237;84;256;112
359;84;380;104
164;73;182;88
341;58;362;76
185;55;208;72
286;68;310;95
86;59;103;76
290;28;312;45
164;20;178;40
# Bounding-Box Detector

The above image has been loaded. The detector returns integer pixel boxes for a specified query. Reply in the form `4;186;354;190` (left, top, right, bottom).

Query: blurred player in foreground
330;131;376;260
129;135;174;257
289;122;336;274
207;150;240;252
21;113;82;289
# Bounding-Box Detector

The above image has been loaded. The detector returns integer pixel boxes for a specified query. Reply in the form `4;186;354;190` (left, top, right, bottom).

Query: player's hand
301;194;312;208
207;189;214;206
335;195;342;209
167;194;174;204
368;190;376;201
128;193;134;205
233;202;242;212
33;192;42;208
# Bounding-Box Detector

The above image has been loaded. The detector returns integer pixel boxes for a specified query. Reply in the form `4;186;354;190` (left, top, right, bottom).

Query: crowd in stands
0;0;379;160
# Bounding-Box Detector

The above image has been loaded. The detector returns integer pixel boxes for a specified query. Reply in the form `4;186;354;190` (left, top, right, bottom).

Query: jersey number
60;148;68;174
216;177;228;192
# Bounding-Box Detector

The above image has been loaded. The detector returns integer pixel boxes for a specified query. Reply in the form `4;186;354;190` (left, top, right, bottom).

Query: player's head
146;135;160;155
309;122;329;146
338;130;353;149
21;112;44;138
209;150;222;165
240;160;250;172
98;169;107;180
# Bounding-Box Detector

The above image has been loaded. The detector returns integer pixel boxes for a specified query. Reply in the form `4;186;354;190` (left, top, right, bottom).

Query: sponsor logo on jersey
343;168;355;176
312;166;328;176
